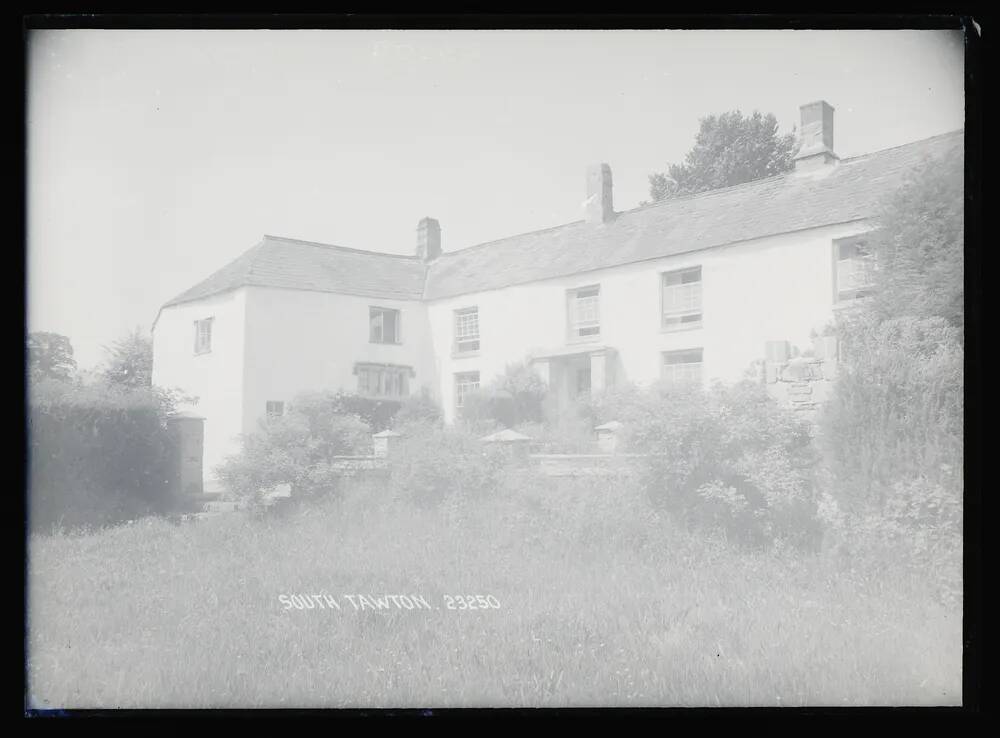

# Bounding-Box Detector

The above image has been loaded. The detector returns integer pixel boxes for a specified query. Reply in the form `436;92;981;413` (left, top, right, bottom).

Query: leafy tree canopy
101;326;153;388
866;153;964;332
28;331;77;383
648;110;797;202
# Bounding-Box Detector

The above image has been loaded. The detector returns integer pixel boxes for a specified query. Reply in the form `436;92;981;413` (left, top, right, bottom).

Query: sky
26;29;965;369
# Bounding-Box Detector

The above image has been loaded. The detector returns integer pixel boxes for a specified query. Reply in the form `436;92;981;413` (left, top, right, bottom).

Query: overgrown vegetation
216;391;373;503
866;154;964;331
28;377;181;533
458;361;549;432
27;480;961;707
585;380;821;550
386;420;513;509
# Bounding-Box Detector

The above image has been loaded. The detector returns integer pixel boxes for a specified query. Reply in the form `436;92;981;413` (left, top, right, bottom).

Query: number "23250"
443;595;501;610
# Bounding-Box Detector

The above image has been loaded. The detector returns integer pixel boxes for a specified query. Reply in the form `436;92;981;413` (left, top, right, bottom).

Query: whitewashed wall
151;288;248;492
426;221;871;422
240;286;435;435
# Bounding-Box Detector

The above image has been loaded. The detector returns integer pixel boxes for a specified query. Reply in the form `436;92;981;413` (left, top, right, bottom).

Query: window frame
453;306;481;355
833;236;876;303
454;371;481;410
265;400;285;419
661;348;704;389
661;265;703;331
369;306;402;345
193;317;214;355
354;363;412;399
567;284;601;343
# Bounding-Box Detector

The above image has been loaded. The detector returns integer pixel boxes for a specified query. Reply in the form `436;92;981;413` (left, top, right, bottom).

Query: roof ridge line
262;233;420;260
434;218;586;259
624;127;966;216
837;128;964;163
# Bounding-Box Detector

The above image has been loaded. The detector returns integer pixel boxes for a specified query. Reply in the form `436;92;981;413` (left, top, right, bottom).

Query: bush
458;361;550;430
816;315;962;596
594;380;821;549
314;390;402;431
28;378;179;533
819;315;963;517
216;391;372;502
386;422;512;509
392;387;443;428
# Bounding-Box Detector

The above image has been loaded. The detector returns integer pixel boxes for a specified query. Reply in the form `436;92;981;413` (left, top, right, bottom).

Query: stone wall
762;336;838;416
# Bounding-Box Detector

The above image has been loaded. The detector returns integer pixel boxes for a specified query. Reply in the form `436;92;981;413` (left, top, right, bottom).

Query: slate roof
162;236;427;307
423;130;963;300
162;130;962;310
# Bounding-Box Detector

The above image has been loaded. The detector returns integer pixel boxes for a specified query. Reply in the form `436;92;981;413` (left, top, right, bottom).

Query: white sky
27;29;965;368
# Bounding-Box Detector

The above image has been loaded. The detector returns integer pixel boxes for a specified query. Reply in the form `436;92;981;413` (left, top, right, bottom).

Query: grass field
26;477;962;708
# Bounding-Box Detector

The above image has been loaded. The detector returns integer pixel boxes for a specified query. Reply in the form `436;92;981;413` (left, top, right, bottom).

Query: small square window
370;307;401;344
266;401;284;419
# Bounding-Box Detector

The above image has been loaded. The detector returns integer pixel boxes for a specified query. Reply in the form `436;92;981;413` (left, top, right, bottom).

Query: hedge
28;379;177;533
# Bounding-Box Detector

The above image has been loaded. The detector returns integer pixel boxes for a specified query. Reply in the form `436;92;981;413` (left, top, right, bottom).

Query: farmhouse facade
152;101;963;491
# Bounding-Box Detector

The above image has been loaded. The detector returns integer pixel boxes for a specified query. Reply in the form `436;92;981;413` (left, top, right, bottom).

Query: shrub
216;391;372;502
386;422;512;509
28;378;179;533
315;390;402;431
393;387;443;428
458;361;550;430
816;315;962;596
595;380;821;549
819;315;963;517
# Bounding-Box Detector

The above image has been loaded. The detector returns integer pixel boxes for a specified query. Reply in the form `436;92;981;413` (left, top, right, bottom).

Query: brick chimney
416;217;441;261
585;163;614;224
794;101;838;172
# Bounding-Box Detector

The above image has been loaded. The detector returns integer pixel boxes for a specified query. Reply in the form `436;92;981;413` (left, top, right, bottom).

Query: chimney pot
794;101;838;172
416;217;441;262
585;163;614;224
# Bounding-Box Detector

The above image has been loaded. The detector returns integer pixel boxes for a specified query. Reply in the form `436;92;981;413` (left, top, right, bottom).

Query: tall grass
27;476;961;708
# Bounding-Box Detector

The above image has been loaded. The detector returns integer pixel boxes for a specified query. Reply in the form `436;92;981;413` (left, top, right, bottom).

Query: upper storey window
369;307;401;344
454;307;480;354
662;266;703;330
567;285;601;341
834;237;876;302
194;317;213;355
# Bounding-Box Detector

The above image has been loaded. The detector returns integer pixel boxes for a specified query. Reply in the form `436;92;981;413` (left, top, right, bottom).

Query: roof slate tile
162;130;962;310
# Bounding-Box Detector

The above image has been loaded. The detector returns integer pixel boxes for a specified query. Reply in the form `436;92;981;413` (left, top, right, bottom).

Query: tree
101;327;153;388
648;110;797;201
866;153;964;332
27;331;77;383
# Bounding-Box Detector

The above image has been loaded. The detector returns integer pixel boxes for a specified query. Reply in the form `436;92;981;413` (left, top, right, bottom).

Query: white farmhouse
152;101;963;491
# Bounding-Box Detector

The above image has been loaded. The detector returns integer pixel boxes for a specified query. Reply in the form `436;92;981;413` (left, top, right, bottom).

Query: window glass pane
455;308;479;340
369;309;382;342
663;268;702;328
384;311;398;343
455;372;480;408
663;348;703;387
570;286;600;337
